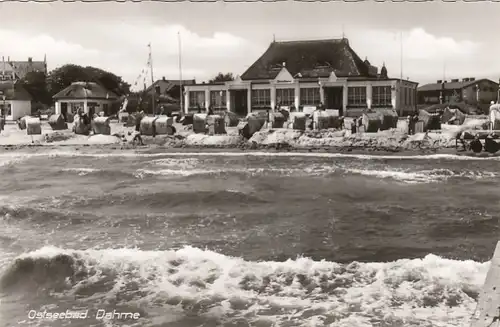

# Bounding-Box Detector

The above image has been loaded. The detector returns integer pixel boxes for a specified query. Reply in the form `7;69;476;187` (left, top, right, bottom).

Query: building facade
184;38;418;117
0;56;47;81
417;78;499;108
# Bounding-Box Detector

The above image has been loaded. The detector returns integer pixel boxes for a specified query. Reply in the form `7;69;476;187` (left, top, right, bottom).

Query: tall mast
399;31;403;116
148;43;155;115
178;32;183;115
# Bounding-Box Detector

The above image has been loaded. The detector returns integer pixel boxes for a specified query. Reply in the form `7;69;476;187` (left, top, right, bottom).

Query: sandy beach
0;118;463;156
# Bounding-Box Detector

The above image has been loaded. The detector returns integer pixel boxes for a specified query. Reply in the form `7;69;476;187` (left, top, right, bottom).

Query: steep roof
240;38;376;80
53;82;118;100
418;78;498;92
0;82;33;101
9;60;46;79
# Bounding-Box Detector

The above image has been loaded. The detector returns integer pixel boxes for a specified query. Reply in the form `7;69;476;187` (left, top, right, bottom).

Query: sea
0;148;499;327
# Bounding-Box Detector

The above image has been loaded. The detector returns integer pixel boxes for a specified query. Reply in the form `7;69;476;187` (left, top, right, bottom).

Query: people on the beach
457;131;468;151
407;114;418;135
351;118;357;134
470;134;483;153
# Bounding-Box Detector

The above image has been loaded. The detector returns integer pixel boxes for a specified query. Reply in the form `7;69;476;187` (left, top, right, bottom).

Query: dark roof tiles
418;79;499;92
53;82;118;100
0;82;33;101
241;39;376;80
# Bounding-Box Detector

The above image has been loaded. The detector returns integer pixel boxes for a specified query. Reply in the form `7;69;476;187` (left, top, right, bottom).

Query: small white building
53;82;118;120
184;38;419;117
0;82;32;120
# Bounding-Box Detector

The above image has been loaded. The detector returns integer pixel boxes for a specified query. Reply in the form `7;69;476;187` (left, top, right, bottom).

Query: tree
46;64;131;100
208;72;234;84
20;71;51;106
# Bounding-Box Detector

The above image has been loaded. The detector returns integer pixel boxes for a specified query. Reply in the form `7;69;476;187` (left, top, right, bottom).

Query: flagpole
149;43;155;116
399;31;403;116
178;31;184;116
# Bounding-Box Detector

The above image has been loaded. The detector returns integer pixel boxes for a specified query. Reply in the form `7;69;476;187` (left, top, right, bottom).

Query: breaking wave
346;168;499;184
2;150;500;161
0;246;487;327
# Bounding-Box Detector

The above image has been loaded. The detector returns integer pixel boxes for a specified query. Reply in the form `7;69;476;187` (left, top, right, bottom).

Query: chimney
28;57;32;63
162;76;165;81
462;78;468;82
437;80;442;84
451;79;459;82
470;77;475;81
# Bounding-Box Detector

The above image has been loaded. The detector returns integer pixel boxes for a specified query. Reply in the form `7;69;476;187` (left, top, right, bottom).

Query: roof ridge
273;38;346;44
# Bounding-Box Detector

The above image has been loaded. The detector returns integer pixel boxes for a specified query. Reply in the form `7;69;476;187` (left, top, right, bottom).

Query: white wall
8;100;31;120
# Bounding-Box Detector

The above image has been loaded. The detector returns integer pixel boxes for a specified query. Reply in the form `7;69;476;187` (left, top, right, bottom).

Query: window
372;86;391;106
210;91;226;108
276;88;295;106
189;91;205;108
347;87;367;106
251;89;271;109
0;103;11;116
300;88;320;105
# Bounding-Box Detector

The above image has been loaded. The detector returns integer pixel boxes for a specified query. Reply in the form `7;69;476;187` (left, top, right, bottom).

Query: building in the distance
183;38;418;117
0;82;33;120
0;56;48;81
417;78;499;111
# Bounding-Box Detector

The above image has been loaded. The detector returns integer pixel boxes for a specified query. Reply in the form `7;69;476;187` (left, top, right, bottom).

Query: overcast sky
0;1;498;91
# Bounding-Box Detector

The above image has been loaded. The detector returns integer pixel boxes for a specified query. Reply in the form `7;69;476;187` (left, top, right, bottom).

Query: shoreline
0;121;467;157
0;138;457;157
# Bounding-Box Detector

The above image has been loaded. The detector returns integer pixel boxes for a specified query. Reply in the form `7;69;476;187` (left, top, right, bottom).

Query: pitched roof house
53;82;118;117
183;38;418;117
145;77;196;97
0;82;33;120
417;78;499;110
1;57;47;80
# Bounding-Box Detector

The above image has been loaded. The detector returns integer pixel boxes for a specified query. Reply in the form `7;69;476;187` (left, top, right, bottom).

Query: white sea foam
61;168;101;176
346;168;499;184
1;149;500;161
8;245;489;327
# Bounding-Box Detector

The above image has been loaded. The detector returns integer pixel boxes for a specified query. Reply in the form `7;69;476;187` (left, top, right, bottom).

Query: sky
0;1;499;91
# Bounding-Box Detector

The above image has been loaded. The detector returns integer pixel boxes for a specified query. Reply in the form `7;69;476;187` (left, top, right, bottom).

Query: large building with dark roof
183;38;418;117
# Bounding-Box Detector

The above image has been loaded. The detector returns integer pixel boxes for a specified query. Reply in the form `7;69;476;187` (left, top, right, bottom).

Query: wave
346;168;500;184
64;190;269;210
3;149;500;162
137;164;498;184
61;167;101;176
0;246;488;326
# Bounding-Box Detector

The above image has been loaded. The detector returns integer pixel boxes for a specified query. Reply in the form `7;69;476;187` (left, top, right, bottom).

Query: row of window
189;91;228;108
188;86;397;108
